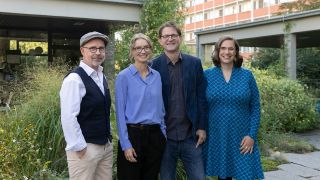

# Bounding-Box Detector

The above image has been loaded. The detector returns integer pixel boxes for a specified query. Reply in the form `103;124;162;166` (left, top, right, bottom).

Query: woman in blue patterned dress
203;36;264;180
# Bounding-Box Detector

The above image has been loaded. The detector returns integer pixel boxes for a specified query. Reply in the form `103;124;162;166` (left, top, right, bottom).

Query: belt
127;123;160;131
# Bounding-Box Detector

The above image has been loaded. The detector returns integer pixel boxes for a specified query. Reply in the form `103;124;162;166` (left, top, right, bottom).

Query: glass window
18;41;48;55
194;0;204;5
214;9;224;18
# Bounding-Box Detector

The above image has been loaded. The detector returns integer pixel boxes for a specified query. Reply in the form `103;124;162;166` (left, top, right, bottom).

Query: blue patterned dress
203;67;264;180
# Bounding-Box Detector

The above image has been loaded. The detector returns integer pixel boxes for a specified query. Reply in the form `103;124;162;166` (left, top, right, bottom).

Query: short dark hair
212;36;243;67
158;21;182;38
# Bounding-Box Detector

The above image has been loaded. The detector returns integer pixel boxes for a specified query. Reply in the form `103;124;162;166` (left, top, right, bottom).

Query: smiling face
158;27;181;53
218;39;236;66
132;38;152;64
80;38;106;70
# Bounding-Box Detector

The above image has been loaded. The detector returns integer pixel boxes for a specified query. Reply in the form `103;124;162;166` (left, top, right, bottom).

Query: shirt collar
166;53;182;65
80;61;103;76
129;64;153;76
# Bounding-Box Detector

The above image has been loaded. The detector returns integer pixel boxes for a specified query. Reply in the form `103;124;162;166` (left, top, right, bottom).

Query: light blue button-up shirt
115;64;166;151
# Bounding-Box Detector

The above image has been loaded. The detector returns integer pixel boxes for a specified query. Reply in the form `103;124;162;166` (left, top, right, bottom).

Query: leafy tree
279;0;320;13
251;48;281;69
113;0;185;73
140;0;185;55
251;47;320;94
113;25;139;72
296;48;320;88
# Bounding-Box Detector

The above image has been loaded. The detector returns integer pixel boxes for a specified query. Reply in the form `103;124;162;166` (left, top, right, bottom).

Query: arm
60;73;87;152
248;71;261;141
240;72;261;154
115;73;132;151
196;60;208;130
159;79;166;138
195;60;208;147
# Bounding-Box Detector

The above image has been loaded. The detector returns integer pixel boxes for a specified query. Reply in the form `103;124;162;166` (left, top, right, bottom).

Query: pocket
79;144;94;161
78;149;88;160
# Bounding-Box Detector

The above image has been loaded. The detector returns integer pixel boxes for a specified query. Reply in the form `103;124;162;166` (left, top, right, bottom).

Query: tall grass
0;64;118;178
0;65;67;178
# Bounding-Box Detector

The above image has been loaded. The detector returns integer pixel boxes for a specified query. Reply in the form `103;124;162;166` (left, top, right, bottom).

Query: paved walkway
264;129;320;180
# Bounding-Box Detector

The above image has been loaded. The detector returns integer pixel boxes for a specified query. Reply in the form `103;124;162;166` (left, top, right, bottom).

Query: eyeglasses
83;46;106;53
133;46;151;53
220;47;235;51
161;34;180;40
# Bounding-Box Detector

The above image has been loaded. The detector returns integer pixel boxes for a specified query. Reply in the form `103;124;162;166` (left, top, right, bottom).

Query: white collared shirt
60;61;106;151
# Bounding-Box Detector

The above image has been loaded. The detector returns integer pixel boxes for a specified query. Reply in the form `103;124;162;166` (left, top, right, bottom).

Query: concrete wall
0;0;141;22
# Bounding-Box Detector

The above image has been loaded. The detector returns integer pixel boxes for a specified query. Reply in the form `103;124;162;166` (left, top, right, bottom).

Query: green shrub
253;68;320;133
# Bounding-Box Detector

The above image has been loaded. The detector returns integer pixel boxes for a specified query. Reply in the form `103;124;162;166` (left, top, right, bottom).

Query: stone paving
264;129;320;180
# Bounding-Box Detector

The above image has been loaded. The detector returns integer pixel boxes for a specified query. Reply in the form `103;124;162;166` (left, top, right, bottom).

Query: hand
124;148;137;163
76;147;87;159
240;136;254;154
196;129;206;148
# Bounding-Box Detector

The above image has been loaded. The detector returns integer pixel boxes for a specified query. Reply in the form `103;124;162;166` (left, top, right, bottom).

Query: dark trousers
117;124;166;180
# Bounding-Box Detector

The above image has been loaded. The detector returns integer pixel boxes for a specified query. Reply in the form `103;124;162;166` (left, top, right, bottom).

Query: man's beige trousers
66;143;113;180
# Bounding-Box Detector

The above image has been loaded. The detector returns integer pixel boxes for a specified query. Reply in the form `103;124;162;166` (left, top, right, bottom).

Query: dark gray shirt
166;55;192;141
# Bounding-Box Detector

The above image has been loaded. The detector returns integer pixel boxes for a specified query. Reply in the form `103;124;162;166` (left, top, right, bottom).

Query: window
9;40;17;50
254;0;264;9
219;9;223;17
204;12;209;20
214;9;224;18
193;13;203;22
185;1;191;8
270;0;279;4
185;16;191;24
204;10;213;20
225;6;237;15
194;0;204;5
185;32;196;41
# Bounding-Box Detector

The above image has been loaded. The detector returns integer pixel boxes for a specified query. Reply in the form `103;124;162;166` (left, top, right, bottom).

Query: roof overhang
0;0;142;37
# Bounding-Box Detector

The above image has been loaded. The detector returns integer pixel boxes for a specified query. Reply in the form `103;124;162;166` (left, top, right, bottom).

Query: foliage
113;25;139;73
251;48;282;69
140;0;185;55
0;114;41;179
279;0;320;13
113;0;185;72
251;48;320;95
0;65;67;178
296;48;320;88
0;62;122;178
261;156;282;172
260;131;317;154
253;68;320;133
20;66;67;172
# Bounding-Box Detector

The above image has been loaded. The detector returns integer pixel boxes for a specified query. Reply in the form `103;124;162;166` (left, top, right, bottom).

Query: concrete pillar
48;31;53;65
103;33;115;80
285;33;297;79
196;35;205;64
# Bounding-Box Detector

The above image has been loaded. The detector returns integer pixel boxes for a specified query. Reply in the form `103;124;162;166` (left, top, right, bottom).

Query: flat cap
80;31;109;47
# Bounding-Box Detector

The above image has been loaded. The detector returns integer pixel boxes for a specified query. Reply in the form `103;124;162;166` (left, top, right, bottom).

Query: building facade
184;0;296;57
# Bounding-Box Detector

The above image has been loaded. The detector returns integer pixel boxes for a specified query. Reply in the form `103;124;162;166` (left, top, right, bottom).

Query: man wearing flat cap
60;31;113;180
